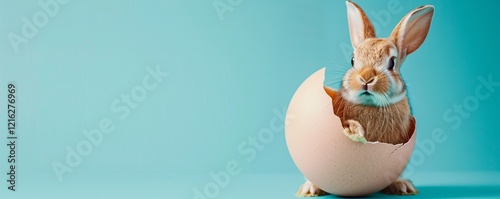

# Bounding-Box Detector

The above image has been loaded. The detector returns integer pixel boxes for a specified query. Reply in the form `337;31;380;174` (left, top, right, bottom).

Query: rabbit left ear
390;5;434;57
346;1;376;49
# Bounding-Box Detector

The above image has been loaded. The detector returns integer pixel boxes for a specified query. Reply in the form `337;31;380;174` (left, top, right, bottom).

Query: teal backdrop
0;0;499;198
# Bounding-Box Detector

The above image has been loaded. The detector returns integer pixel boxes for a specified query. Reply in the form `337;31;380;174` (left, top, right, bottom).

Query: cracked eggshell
285;68;416;197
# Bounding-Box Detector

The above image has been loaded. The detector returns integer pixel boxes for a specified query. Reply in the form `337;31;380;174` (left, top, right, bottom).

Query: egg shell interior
285;68;416;197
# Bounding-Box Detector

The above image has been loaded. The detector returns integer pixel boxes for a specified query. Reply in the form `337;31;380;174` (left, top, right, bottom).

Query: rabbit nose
360;77;376;91
358;76;376;84
366;78;375;84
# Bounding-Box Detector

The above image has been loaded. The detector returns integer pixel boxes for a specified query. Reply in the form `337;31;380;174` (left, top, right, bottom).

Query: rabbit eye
388;57;396;70
351;57;354;67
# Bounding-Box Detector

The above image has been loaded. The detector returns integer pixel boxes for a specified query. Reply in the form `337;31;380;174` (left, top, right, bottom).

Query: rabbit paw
343;120;367;144
382;178;419;195
296;180;327;197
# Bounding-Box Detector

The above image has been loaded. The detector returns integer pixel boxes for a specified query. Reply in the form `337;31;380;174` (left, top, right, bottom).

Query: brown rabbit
296;1;434;197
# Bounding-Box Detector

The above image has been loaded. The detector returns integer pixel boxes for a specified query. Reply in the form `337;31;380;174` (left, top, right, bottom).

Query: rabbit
296;1;434;197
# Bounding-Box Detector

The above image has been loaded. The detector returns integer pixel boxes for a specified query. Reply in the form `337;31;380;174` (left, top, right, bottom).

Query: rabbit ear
346;1;376;49
390;5;434;56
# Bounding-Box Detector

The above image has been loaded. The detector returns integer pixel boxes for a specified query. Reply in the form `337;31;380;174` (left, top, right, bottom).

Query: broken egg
285;68;416;197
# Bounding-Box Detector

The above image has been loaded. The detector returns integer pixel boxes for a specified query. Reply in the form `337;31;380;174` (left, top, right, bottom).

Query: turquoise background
0;0;499;198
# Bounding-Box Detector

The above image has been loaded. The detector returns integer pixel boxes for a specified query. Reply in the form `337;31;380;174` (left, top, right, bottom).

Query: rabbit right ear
390;5;434;57
346;1;376;49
